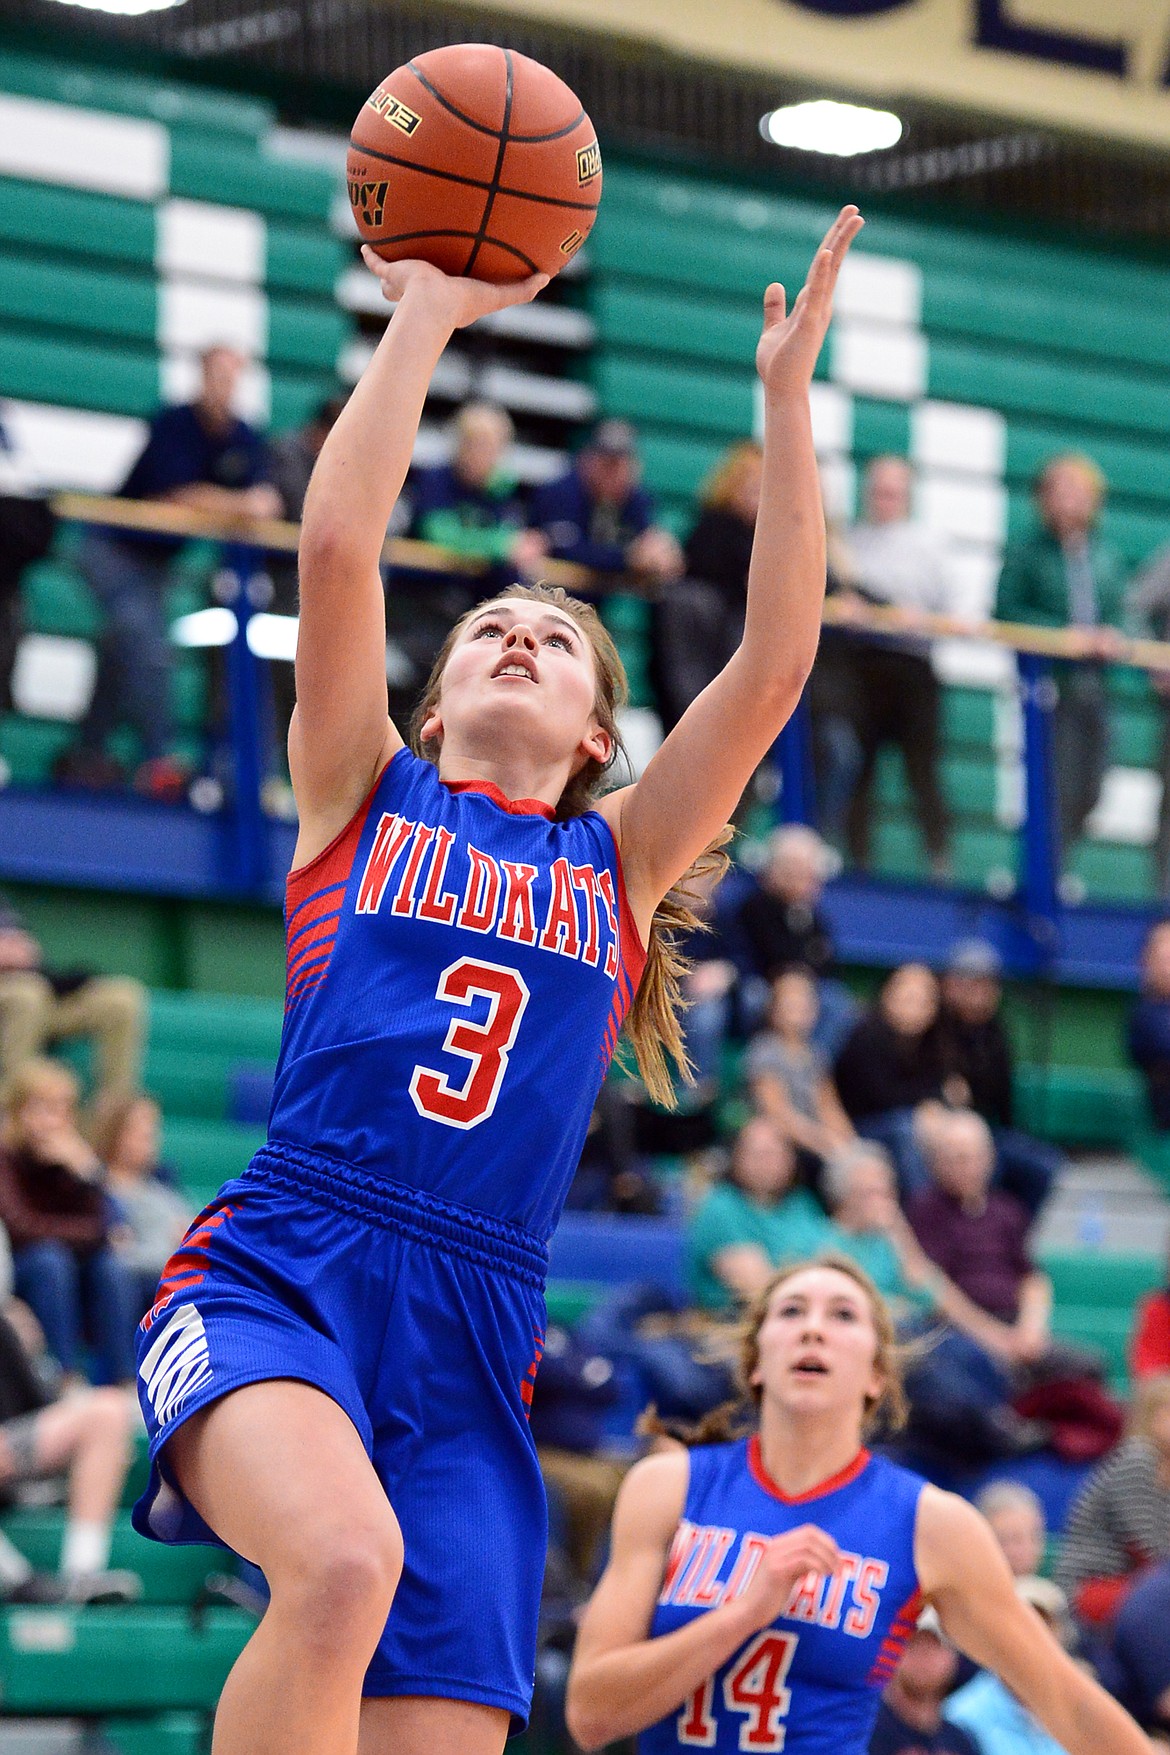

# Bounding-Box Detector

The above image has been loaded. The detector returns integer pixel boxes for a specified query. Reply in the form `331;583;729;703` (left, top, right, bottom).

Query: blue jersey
641;1438;925;1755
269;746;645;1240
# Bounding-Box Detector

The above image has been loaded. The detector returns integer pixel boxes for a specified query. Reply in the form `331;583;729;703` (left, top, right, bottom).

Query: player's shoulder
612;1446;691;1545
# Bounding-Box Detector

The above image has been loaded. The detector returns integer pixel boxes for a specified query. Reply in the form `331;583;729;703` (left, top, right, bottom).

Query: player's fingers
762;281;787;329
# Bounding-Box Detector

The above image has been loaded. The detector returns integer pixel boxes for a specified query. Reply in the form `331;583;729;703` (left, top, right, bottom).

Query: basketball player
130;206;865;1755
566;1257;1150;1755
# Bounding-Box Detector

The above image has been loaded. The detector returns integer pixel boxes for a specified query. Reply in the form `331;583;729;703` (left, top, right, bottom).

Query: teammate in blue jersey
566;1256;1149;1755
130;206;870;1755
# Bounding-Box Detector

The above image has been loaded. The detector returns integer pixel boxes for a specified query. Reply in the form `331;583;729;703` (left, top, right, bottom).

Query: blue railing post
774;693;815;826
223;541;267;896
1016;651;1060;962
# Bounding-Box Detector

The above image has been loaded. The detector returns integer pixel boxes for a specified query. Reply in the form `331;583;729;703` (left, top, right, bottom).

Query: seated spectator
0;1301;139;1604
653;439;760;731
0;1059;138;1385
808;528;865;852
529;418;683;586
0;894;146;1107
89;1092;193;1313
833;963;948;1195
975;1480;1047;1581
821;1141;930;1309
736;824;858;1058
1130;1241;1170;1379
409;402;546;577
687;1117;831;1312
745;967;855;1170
1128;919;1170;1131
841;455;959;879
73;344;281;798
943;1577;1077;1755
938;938;1062;1218
995;453;1126;874
1056;1374;1170;1631
1107;1558;1170;1734
869;1607;981;1755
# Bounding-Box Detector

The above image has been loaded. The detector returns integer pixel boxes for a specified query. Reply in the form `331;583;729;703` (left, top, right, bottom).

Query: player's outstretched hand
735;1523;842;1634
755;206;864;399
360;246;550;330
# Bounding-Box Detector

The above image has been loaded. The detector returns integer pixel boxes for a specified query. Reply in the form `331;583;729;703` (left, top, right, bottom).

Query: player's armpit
915;1486;1150;1755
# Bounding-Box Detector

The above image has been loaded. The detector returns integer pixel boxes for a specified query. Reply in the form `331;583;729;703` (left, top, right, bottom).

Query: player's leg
358;1696;509;1755
169;1378;403;1755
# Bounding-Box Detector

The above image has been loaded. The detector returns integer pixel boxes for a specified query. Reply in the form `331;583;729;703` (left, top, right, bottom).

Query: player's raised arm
290;254;547;862
916;1486;1152;1755
599;207;863;926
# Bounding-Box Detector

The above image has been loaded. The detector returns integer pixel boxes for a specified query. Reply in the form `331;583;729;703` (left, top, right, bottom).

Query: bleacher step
1033;1154;1170;1256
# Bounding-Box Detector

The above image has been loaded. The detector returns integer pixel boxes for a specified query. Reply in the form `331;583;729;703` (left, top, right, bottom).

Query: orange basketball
346;44;602;284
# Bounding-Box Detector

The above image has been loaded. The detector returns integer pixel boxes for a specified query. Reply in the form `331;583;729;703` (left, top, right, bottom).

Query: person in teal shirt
687;1117;831;1312
995;453;1128;865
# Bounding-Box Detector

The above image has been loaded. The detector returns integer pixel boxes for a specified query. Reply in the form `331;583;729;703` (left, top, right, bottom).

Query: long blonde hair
409;581;730;1107
642;1252;910;1447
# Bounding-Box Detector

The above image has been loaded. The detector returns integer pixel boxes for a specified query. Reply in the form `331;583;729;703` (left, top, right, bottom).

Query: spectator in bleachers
943;1576;1076;1755
73;344;280;799
687;1116;832;1312
1105;1558;1170;1735
736;823;858;1058
264;393;347;770
938;938;1062;1218
1127;918;1170;1131
1056;1374;1170;1631
0;893;145;1107
808;525;866;851
976;1479;1047;1581
833;962;948;1196
90;1092;193;1314
1126;546;1170;896
745;966;856;1171
0;1059;138;1385
821;1140;936;1310
529;417;683;587
841;455;958;879
0;402;54;717
869;1607;981;1755
996;453;1127;869
652;439;761;731
409;402;547;578
0;1300;139;1604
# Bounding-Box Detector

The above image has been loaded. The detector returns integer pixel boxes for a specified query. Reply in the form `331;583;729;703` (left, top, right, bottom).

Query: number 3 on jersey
410;956;530;1130
678;1632;798;1751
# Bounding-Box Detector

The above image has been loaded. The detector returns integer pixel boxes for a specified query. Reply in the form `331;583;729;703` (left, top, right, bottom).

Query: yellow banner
448;0;1170;149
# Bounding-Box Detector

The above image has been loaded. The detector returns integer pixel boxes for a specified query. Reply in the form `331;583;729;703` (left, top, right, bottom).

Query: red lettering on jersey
784;1569;823;1624
355;813;414;914
540;857;580;959
690;1528;735;1607
417;826;459;925
498;862;539;946
457;846;502;934
723;1533;769;1602
571;864;603;967
677;1528;722;1606
818;1551;860;1629
391;824;435;917
659;1520;701;1606
844;1558;889;1638
597;868;620;977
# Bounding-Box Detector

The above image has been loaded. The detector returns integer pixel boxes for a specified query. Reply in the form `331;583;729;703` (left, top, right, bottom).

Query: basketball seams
464;47;514;277
403;57;586;143
359;228;541;274
347;140;601;212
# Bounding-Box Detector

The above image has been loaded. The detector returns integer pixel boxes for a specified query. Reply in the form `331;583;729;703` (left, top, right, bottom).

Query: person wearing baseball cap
870;1606;980;1755
943;1578;1078;1754
529;417;684;587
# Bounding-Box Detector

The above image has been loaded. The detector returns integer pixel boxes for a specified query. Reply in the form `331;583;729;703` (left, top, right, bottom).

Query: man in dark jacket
529;419;682;585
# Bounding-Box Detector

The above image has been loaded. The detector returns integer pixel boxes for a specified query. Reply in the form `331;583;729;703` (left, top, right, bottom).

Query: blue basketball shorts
131;1141;550;1729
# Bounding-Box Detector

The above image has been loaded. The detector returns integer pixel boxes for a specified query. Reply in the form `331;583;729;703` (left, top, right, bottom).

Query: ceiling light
760;100;903;158
45;0;187;15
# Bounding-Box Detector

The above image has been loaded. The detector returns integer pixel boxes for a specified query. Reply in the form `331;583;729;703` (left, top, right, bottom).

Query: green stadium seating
1;1510;223;1606
1015;1067;1146;1146
103;1715;208;1755
0;47;271;139
20;559;102;640
160;1118;266;1201
0;716;74;786
168;135;337;224
0;1605;252;1712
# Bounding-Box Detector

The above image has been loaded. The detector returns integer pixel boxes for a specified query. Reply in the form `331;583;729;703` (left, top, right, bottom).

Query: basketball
346;44;602;284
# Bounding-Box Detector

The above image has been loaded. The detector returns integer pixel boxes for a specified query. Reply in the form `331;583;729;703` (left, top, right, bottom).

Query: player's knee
284;1519;403;1644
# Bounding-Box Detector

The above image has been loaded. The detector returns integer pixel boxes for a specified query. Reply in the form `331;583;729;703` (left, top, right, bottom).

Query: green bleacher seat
1040;1251;1162;1310
0;717;73;786
102;1713;207;1755
1047;1305;1133;1383
168;135;336;223
0;179;154;268
0;249;156;347
1;1510;223;1606
149;992;282;1061
21;560;100;640
593;353;754;438
873;752;998;818
0;326;157;418
941;688;996;747
0;1605;252;1712
0;48;271;139
1015;1066;1146;1147
161;1118;266;1199
1070;841;1155;904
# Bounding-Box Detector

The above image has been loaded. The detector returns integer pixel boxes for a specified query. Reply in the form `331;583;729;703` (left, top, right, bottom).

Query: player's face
427;598;609;775
751;1267;884;1423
